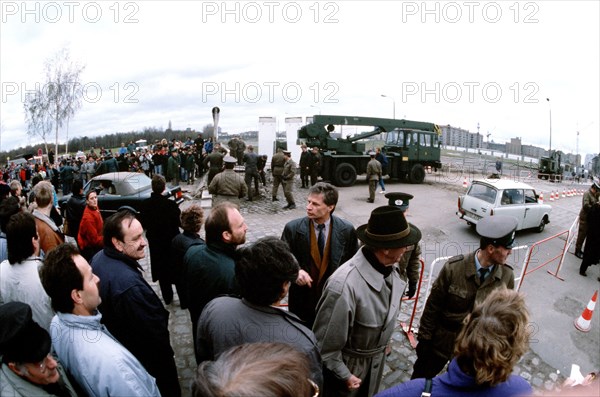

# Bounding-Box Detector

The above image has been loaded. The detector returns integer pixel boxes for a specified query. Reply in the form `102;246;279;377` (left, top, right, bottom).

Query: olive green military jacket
417;251;514;359
366;159;382;181
579;188;599;220
282;158;297;181
397;243;421;287
271;152;286;176
208;169;247;206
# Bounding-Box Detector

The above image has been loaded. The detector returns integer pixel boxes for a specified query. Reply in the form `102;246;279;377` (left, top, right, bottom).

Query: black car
59;172;184;219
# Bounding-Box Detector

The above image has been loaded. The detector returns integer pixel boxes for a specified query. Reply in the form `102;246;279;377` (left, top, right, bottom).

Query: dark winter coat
281;215;358;326
140;192;181;282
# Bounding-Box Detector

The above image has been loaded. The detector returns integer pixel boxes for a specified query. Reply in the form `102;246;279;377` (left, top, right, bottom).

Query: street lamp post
546;98;552;153
381;94;396;119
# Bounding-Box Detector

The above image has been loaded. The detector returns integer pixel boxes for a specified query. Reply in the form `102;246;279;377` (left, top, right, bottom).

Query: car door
494;188;527;230
522;189;542;229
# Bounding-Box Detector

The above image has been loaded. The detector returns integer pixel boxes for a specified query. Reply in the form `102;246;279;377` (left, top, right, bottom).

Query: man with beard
91;207;181;397
183;202;247;363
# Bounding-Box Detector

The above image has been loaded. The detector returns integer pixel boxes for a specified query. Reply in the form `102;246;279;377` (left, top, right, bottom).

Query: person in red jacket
77;190;104;261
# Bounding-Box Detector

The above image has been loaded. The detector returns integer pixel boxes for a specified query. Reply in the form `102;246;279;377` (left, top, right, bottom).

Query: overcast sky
1;0;598;160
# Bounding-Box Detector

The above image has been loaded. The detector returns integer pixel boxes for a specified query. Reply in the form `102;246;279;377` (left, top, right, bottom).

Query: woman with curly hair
376;288;533;397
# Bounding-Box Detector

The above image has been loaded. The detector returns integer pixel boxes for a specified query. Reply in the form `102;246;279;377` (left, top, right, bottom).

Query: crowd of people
0;136;598;396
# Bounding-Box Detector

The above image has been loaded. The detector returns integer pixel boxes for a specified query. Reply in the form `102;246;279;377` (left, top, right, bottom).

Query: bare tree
24;90;54;155
42;47;86;159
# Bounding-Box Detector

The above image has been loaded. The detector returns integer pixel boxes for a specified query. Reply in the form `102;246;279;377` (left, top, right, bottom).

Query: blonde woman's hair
454;288;530;386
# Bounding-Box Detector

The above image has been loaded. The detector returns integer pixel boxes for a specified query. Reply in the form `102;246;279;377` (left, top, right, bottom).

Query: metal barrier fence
515;216;579;291
399;259;425;349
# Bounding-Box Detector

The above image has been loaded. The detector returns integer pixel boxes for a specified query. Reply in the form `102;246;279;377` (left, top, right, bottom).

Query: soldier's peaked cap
385;192;413;212
223;155;237;163
476;215;518;248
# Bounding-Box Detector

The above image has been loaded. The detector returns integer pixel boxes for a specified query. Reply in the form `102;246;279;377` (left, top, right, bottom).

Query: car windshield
467;183;497;204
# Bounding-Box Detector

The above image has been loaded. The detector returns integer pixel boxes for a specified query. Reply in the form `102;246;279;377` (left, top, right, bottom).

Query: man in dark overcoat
281;182;358;327
140;174;181;304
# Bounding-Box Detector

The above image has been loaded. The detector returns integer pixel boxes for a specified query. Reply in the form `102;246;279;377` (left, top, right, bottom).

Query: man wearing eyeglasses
0;302;78;397
40;244;160;396
90;208;181;397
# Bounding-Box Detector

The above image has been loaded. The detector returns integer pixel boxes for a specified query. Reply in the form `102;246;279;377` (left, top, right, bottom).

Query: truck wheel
409;164;425;184
333;163;357;187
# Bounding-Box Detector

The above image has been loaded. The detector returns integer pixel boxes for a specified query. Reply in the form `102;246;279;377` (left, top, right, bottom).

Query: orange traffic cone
463;177;468;188
539;192;544;204
550;191;555;201
555;190;559;200
574;290;598;332
562;189;566;198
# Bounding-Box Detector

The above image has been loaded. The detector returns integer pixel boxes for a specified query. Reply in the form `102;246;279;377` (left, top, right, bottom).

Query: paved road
138;172;598;396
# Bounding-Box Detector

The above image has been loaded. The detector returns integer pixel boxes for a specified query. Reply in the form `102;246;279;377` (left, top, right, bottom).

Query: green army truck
538;150;563;182
298;115;442;187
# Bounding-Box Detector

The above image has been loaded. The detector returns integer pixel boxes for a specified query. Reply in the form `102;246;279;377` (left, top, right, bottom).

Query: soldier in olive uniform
271;148;286;201
412;215;518;380
208;156;247;207
309;147;321;186
282;150;297;209
574;181;600;259
386;192;421;298
203;145;225;185
366;151;382;203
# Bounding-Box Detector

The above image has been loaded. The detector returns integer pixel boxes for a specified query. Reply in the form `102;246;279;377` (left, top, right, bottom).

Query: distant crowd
0;134;221;196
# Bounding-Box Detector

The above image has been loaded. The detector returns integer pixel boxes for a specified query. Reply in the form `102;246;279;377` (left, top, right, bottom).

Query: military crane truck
298;115;442;187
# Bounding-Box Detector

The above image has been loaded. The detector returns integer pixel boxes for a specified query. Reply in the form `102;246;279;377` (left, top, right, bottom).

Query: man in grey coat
196;237;323;388
313;205;421;397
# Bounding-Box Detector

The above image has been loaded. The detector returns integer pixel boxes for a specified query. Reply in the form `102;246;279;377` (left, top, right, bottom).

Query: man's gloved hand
405;283;417;299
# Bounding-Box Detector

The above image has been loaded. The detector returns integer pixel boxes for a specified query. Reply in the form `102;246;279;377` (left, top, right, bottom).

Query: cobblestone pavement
139;175;570;397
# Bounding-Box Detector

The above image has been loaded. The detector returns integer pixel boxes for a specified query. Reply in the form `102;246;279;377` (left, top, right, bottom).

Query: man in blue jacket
91;208;181;397
40;244;160;397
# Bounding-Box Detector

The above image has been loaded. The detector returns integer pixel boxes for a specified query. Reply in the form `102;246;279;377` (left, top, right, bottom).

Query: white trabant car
457;179;552;232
